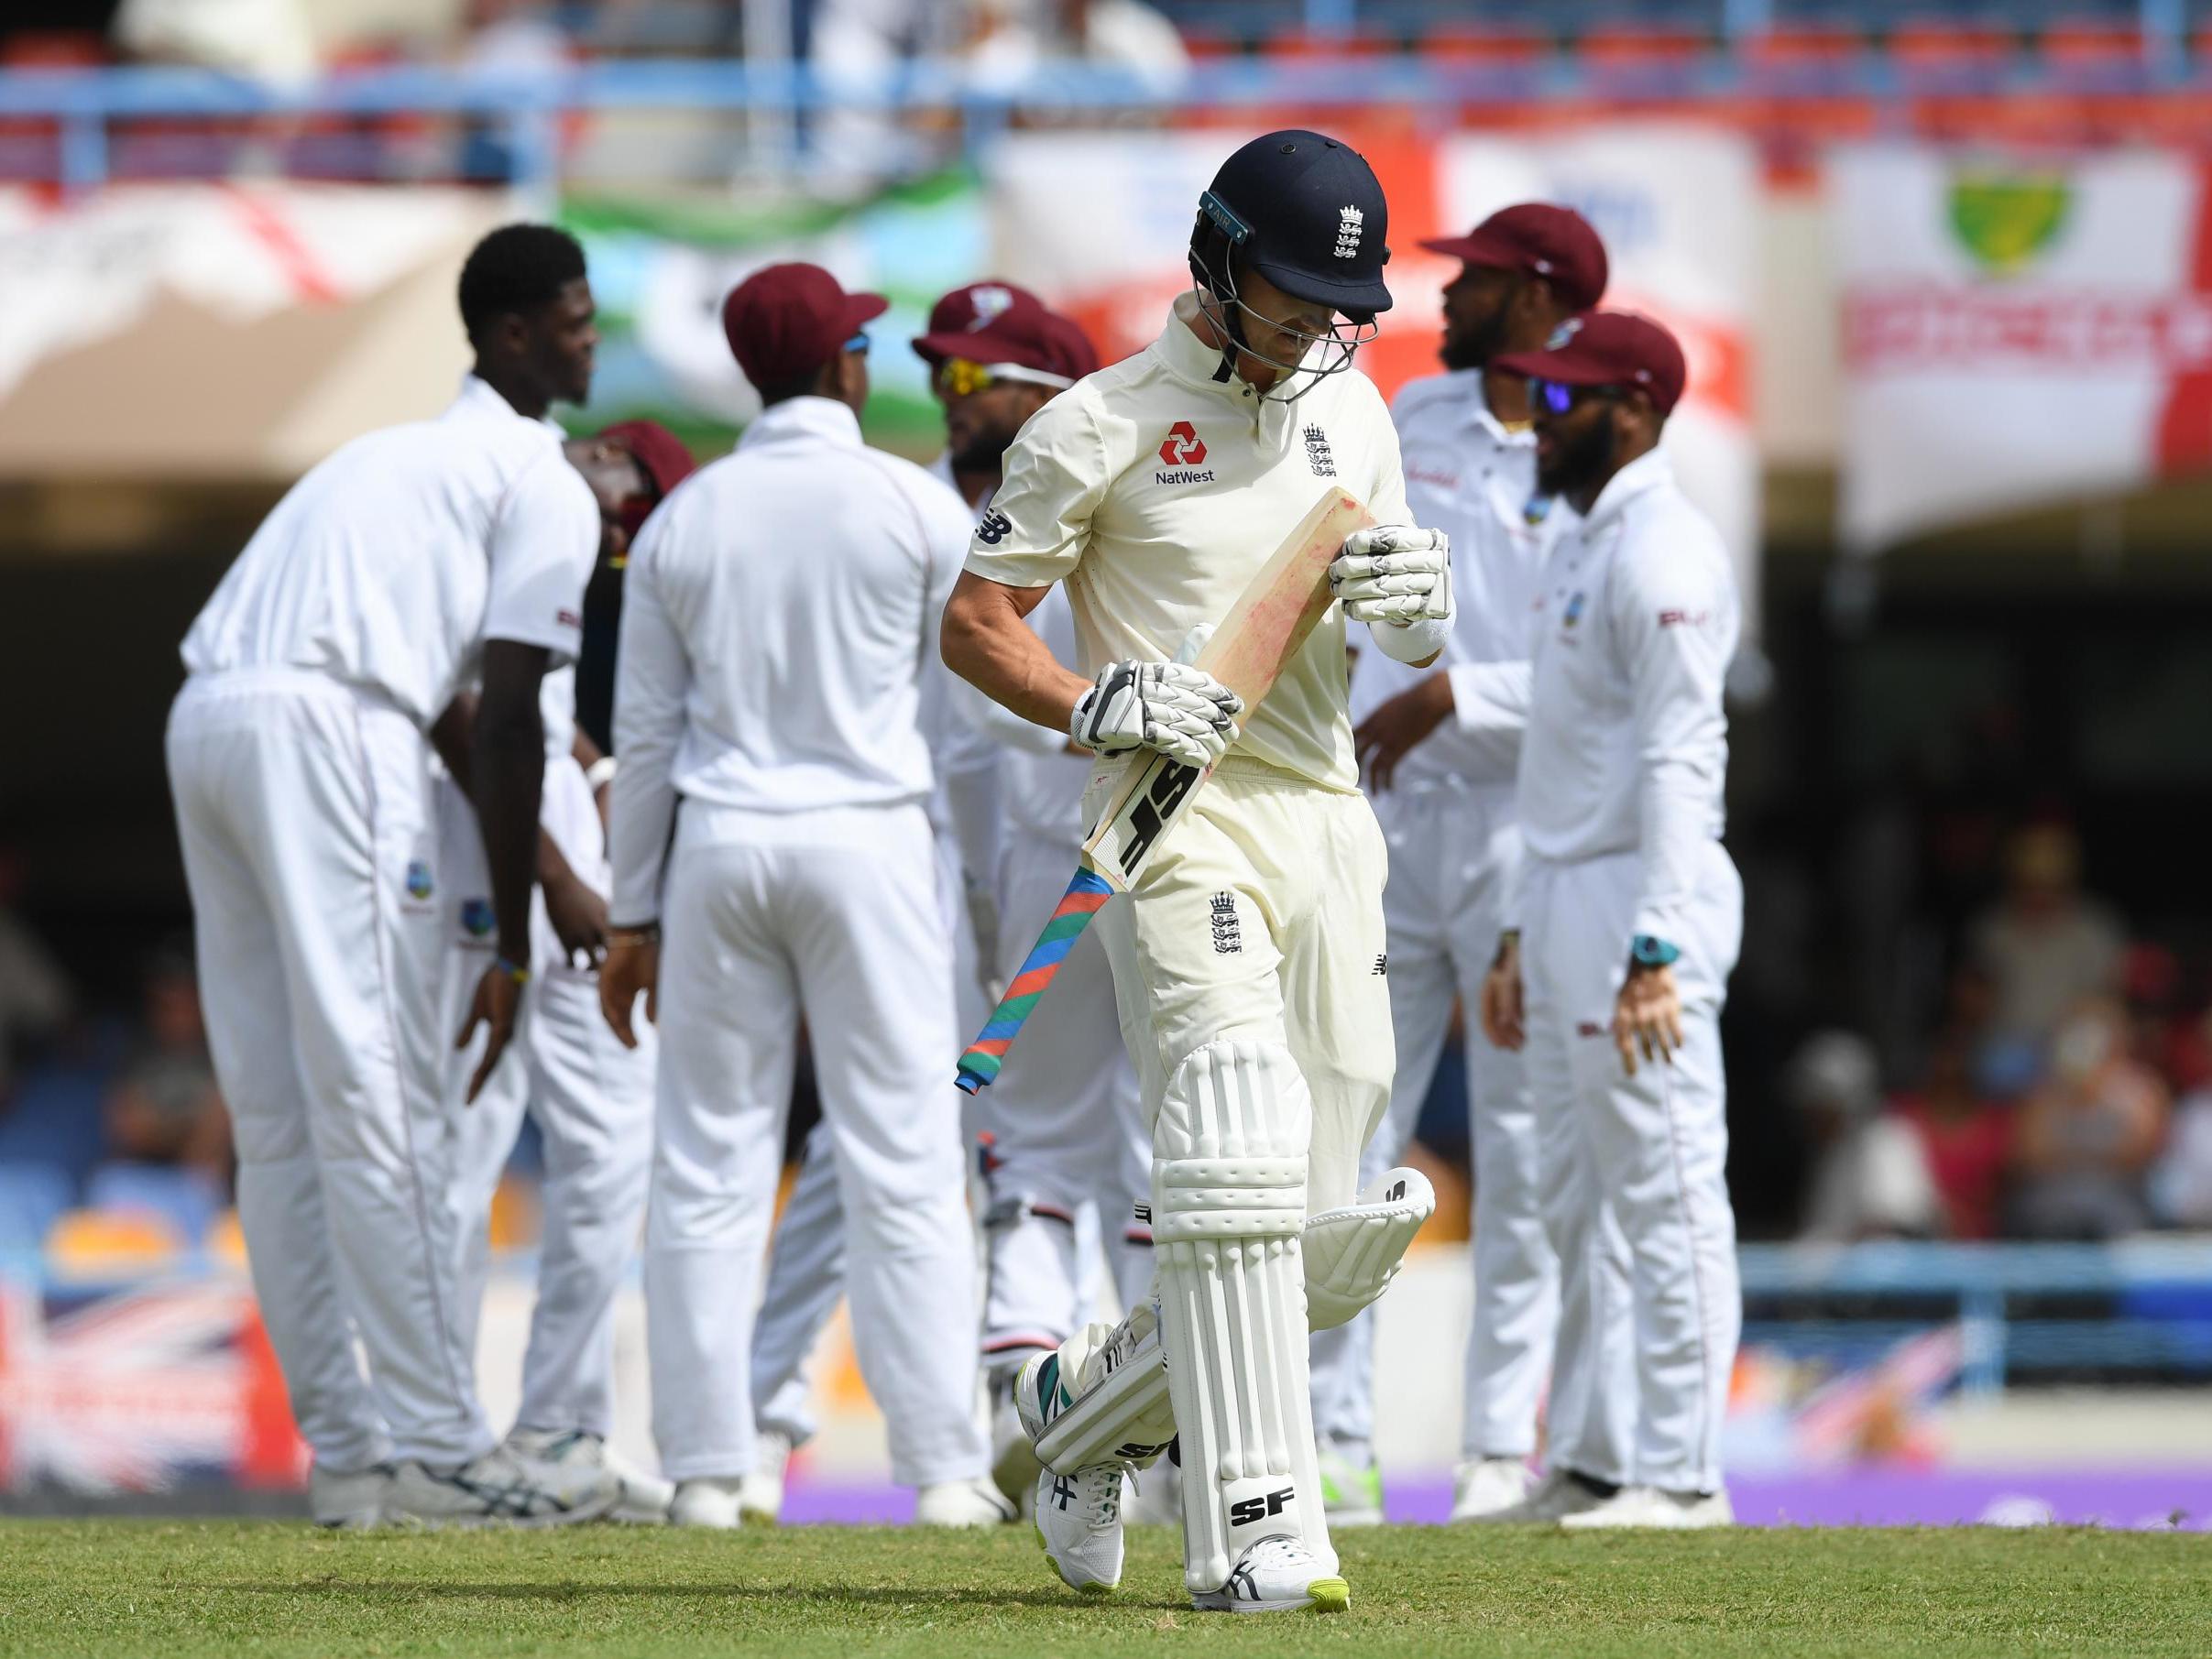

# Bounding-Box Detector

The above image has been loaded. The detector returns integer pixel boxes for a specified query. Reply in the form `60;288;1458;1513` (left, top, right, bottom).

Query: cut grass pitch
0;1520;2206;1658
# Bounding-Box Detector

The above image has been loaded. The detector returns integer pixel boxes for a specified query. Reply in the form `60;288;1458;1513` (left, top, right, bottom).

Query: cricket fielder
438;421;696;1524
167;225;609;1527
599;263;1006;1530
1309;204;1608;1525
941;130;1445;1611
1480;312;1743;1529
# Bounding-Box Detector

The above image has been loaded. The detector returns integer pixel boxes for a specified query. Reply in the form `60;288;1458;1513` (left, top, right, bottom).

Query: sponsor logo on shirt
556;608;581;629
1302;423;1336;478
1210;891;1243;955
1407;463;1460;492
976;508;1013;546
1374;953;1388;977
1658;608;1710;628
1577;1021;1607;1039
1157;420;1208;467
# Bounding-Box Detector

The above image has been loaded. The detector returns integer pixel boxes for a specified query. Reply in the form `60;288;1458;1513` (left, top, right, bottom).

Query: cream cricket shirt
965;293;1410;793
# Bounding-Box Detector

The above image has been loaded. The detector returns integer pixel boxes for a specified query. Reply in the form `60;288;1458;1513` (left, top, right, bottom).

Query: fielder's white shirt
966;293;1411;793
1349;368;1564;791
181;374;598;726
1516;449;1737;945
608;396;971;924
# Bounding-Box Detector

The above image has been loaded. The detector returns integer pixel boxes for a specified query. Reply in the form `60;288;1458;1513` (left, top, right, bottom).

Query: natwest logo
1157;420;1207;466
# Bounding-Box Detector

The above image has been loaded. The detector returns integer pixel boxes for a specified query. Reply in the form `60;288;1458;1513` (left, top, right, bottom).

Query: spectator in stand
1967;822;2124;1053
2009;998;2168;1241
0;847;74;1100
961;0;1191;103
102;947;231;1185
1790;1031;1940;1243
2151;1008;2212;1228
1891;1023;2014;1241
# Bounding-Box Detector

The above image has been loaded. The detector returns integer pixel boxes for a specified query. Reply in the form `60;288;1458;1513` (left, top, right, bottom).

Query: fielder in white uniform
166;224;610;1528
599;262;1005;1530
1308;204;1609;1526
943;131;1445;1613
740;289;1158;1525
438;422;695;1524
1482;312;1744;1530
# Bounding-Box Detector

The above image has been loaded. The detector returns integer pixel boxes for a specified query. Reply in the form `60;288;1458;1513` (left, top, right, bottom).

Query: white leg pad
1302;1167;1437;1332
1154;1038;1330;1593
1033;1302;1177;1473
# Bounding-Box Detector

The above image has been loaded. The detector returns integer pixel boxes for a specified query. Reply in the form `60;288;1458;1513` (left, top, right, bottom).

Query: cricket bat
956;486;1371;1094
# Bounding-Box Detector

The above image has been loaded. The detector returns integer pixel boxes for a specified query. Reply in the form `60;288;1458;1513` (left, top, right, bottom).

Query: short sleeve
964;389;1108;588
484;450;599;663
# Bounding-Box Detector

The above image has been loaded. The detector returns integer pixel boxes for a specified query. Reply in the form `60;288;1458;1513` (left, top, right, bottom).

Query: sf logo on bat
1115;759;1201;876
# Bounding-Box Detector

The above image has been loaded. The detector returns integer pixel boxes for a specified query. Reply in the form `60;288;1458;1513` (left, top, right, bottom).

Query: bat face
1081;487;1370;892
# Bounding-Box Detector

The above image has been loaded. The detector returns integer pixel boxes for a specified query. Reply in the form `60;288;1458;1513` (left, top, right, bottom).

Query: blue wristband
1629;934;1680;969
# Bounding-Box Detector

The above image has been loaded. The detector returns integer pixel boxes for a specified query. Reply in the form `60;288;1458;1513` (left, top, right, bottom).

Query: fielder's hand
542;868;608;968
1331;526;1453;626
600;933;659;1049
1614;963;1684;1077
1479;933;1526;1053
1069;659;1243;771
455;964;526;1104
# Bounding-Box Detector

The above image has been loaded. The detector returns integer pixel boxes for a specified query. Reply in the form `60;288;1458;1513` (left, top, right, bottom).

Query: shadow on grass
200;1581;1186;1612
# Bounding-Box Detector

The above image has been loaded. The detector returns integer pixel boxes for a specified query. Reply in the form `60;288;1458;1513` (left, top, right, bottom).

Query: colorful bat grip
955;867;1115;1094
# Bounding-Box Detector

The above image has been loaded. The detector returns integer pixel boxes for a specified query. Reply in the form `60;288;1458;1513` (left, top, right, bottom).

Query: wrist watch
1628;933;1680;971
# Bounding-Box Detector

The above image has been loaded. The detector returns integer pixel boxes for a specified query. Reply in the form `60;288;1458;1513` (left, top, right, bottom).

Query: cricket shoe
1450;1456;1534;1522
1317;1435;1384;1528
1560;1484;1735;1531
1032;1463;1126;1592
504;1427;671;1524
1192;1535;1350;1615
739;1429;791;1524
308;1460;393;1529
383;1447;616;1529
669;1477;744;1529
916;1478;1018;1527
1481;1467;1617;1524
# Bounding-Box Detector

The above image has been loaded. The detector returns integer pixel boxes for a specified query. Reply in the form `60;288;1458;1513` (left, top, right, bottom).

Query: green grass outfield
1;1520;2206;1658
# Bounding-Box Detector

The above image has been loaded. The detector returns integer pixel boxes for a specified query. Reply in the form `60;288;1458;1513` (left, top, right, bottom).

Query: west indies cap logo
1948;169;2072;277
1544;316;1582;350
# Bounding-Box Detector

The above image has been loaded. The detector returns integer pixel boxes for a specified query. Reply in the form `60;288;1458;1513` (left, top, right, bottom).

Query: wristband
1493;928;1520;969
1628;934;1680;970
492;955;532;986
609;922;661;946
585;756;619;791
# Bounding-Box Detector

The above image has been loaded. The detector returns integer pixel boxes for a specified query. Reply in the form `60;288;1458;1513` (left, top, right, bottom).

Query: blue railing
0;36;2203;196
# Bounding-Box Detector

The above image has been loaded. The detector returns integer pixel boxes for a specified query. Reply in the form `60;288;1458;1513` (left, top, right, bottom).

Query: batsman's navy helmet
1189;129;1394;322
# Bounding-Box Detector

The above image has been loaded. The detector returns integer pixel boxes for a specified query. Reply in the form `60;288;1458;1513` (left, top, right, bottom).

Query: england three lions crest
1333;204;1363;260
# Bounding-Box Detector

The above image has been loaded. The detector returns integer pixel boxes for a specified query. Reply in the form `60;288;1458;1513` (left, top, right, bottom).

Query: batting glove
1330;525;1454;626
1070;660;1243;771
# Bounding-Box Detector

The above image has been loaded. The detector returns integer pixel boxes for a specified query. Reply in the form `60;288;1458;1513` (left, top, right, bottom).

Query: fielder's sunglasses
1530;377;1625;415
845;332;871;355
936;356;1076;398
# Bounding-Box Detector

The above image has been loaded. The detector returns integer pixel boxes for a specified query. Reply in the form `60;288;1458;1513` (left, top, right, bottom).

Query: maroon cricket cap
917;279;1047;353
594;419;695;501
1493;311;1687;416
721;262;888;389
1420;203;1608;313
914;298;1098;387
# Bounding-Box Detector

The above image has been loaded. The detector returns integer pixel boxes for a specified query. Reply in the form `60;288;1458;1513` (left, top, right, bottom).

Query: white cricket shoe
1560;1484;1735;1531
1192;1535;1350;1615
1317;1436;1384;1528
504;1427;671;1524
1483;1467;1615;1524
383;1447;615;1529
308;1460;392;1529
669;1477;745;1529
915;1478;1018;1528
1013;1349;1124;1592
1450;1456;1535;1522
739;1429;791;1524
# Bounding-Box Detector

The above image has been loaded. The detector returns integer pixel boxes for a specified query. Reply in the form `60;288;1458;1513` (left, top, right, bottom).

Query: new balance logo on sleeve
976;509;1013;545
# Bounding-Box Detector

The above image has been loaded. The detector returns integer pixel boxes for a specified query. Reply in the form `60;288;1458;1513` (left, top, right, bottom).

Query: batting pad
1153;1038;1330;1593
1034;1302;1177;1474
1301;1166;1438;1330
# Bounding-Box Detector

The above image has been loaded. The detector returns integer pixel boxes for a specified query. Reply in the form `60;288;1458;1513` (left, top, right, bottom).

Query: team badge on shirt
1209;891;1243;955
1302;424;1335;478
405;859;434;900
1563;591;1587;628
461;898;495;939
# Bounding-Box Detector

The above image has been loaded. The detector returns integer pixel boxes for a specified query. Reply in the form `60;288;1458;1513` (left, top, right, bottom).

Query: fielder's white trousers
1523;842;1742;1493
438;763;656;1439
167;670;487;1468
645;802;987;1488
1309;782;1557;1461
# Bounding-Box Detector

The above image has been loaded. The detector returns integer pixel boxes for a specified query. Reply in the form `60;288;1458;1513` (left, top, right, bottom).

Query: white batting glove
1069;659;1243;770
1330;525;1454;626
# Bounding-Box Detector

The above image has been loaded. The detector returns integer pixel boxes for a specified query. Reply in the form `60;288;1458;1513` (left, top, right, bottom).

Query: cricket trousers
1523;840;1742;1493
1309;781;1557;1463
645;801;988;1488
167;669;489;1470
438;759;656;1439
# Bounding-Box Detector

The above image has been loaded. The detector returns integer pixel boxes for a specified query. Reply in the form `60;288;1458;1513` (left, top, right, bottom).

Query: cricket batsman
941;129;1446;1612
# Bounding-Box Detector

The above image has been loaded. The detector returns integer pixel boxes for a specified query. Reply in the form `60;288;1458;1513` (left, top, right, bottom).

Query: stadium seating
0;1162;74;1256
86;1162;226;1250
